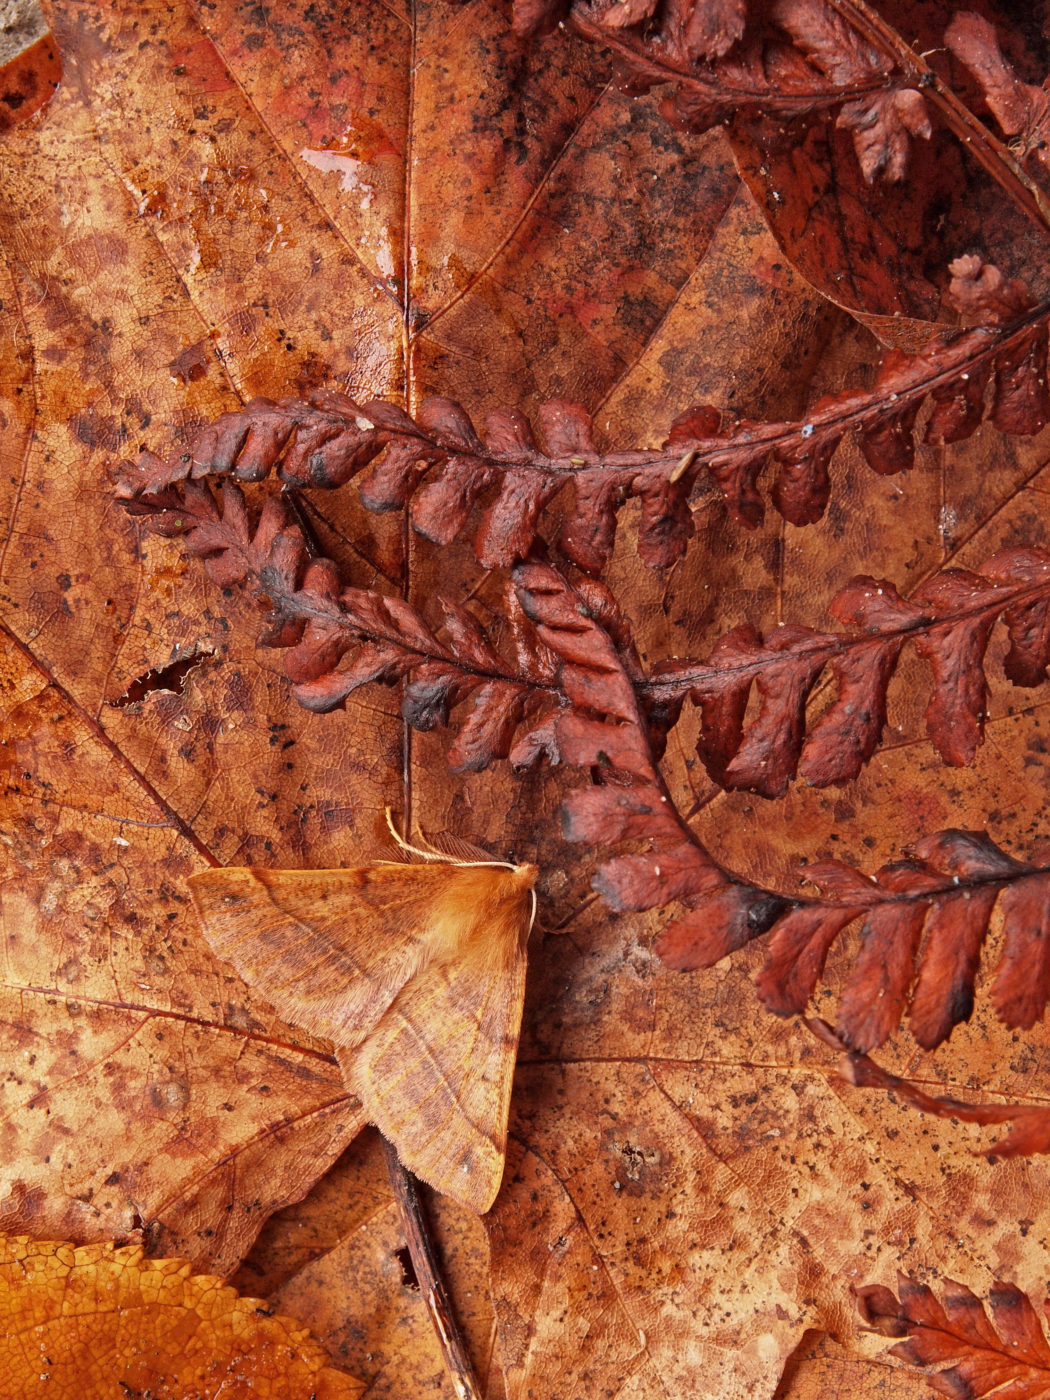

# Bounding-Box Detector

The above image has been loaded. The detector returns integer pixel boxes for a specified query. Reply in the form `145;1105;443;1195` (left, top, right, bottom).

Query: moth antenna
384;807;448;864
416;831;451;859
384;807;527;876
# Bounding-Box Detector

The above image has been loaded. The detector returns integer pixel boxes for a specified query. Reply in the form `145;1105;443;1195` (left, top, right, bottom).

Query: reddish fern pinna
110;3;1050;1171
858;1272;1050;1397
115;260;1050;563
113;465;1050;794
112;472;1050;1121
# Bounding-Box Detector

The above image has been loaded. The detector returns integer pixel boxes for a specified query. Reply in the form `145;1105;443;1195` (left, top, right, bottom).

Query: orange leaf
0;1234;363;1399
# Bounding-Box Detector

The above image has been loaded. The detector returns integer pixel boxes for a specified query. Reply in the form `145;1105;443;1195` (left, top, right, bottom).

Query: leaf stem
382;1139;484;1400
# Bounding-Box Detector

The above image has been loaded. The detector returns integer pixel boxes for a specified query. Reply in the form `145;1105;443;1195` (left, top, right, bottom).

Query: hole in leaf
394;1245;419;1291
111;648;212;707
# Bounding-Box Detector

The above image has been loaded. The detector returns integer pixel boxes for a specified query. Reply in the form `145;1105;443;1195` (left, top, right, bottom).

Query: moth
189;820;538;1213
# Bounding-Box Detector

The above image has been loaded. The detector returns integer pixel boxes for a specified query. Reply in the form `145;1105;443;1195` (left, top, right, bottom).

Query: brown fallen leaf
7;1;1050;1397
0;0;770;1293
0;636;368;1274
0;1233;363;1399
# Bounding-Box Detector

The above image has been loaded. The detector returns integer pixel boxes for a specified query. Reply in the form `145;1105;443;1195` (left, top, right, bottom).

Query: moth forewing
188;851;538;1212
340;924;529;1212
189;864;440;1048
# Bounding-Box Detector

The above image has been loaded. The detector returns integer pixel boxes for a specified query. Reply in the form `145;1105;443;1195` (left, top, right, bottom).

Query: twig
382;1137;484;1400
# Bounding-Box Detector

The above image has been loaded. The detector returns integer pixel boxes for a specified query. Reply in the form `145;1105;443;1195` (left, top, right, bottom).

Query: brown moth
189;822;538;1213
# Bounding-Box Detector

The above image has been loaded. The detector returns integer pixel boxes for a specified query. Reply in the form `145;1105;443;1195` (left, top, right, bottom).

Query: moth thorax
506;861;539;891
425;862;537;963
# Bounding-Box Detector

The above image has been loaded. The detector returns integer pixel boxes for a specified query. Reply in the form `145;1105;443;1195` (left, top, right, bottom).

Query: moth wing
189;865;447;1048
340;933;528;1213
